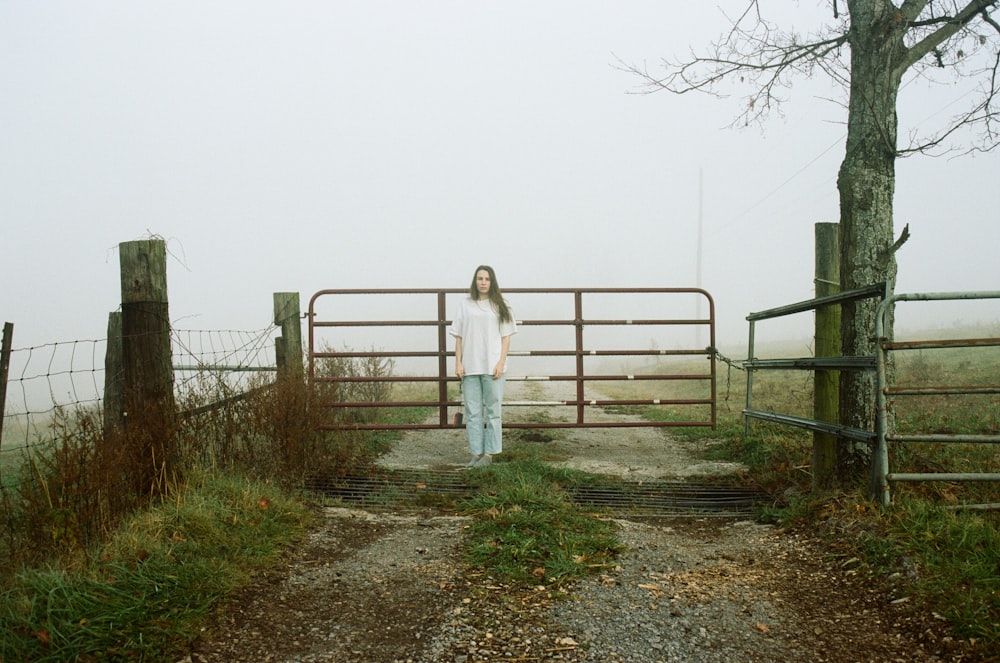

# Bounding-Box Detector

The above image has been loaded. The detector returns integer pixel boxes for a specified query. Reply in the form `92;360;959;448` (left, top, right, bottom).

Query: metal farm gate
307;288;717;431
872;291;1000;508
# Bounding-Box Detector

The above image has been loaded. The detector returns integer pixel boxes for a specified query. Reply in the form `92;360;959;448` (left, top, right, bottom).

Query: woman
450;265;517;468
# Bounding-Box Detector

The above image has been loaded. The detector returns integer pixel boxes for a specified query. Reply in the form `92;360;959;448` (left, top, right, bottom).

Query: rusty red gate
307;288;716;431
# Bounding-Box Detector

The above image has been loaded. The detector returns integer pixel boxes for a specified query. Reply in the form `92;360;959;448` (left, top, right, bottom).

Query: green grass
0;469;311;662
460;459;623;587
853;497;1000;642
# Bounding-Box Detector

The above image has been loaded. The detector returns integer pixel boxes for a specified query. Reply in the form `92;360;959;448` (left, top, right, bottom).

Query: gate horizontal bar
887;434;1000;443
313;373;712;383
887;473;1000;482
314;348;712;359
887;386;1000;396
746;282;886;322
310;287;714;295
311;318;711;328
318;420;715;431
745;356;876;370
743;409;875;442
883;337;1000;350
323;397;713;408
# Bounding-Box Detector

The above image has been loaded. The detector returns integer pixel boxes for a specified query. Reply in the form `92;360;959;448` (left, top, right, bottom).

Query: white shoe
472;455;493;468
464;456;481;468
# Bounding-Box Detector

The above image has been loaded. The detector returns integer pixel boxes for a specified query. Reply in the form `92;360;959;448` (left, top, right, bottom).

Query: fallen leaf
754;622;770;634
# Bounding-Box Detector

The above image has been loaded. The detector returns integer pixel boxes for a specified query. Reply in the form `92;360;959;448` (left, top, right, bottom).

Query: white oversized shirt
449;297;517;376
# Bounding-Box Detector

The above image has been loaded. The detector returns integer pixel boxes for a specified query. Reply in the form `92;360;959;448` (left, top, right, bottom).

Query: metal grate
305;470;470;511
305;470;770;517
566;483;768;517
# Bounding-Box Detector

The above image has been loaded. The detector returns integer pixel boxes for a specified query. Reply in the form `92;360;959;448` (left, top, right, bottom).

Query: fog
2;1;998;362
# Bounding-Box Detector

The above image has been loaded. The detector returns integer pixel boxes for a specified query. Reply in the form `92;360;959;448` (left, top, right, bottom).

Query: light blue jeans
462;373;505;456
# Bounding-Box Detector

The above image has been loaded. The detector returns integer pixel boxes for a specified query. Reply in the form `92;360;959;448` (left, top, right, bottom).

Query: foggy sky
2;0;998;354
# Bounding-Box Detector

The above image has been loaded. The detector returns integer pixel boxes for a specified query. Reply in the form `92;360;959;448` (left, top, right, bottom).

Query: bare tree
622;0;999;483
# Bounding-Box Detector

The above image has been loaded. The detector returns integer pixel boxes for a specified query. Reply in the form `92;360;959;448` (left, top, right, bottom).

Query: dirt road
184;382;977;662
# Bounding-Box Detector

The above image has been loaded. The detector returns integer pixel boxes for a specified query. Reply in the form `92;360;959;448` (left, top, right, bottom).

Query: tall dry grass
0;350;396;582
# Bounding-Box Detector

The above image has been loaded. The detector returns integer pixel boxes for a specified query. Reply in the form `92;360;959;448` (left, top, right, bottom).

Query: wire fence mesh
0;322;282;556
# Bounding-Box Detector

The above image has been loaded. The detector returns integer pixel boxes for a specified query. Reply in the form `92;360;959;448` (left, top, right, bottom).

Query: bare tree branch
880;223;911;267
618;1;998;151
981;6;1000;32
903;0;998;74
615;7;849;129
901;14;1000;155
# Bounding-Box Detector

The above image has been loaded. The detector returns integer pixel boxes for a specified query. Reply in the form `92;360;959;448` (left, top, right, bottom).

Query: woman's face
475;269;492;298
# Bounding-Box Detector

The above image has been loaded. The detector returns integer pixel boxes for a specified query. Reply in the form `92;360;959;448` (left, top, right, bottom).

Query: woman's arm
493;334;511;379
454;336;465;378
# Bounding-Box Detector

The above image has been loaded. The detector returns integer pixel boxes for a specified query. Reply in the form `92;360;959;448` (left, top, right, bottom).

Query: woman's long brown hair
468;265;512;323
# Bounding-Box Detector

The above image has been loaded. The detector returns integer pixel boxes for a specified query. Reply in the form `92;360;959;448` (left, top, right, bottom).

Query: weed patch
461;460;623;587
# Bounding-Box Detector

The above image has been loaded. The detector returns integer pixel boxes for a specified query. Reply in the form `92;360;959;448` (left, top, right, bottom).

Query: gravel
182;382;981;662
185;507;972;663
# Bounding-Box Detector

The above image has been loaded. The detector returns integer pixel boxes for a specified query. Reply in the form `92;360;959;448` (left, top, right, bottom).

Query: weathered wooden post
273;292;303;379
813;223;840;490
0;322;13;447
103;312;125;437
120;239;175;495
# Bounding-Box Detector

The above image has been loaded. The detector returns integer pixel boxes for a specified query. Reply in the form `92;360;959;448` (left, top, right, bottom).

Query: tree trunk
835;2;907;482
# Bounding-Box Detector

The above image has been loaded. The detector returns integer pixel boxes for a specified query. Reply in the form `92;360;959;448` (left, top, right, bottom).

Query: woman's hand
456;359;465;379
493;334;511;379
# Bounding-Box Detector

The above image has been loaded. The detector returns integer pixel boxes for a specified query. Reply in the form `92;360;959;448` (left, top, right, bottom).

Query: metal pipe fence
307;288;717;431
873;291;1000;508
744;285;999;508
743;282;887;440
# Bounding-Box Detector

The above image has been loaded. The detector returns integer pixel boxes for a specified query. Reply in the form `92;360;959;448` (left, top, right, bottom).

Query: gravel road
183;382;979;662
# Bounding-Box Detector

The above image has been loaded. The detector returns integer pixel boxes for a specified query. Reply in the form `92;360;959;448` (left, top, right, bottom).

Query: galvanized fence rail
744;284;999;508
872;291;1000;508
307;288;717;431
743;282;887;441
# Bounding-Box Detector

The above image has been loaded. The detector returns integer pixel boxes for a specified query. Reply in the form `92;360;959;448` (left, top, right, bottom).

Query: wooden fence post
103;312;125;437
0;322;13;447
813;223;840;490
273;292;303;379
120;239;175;495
